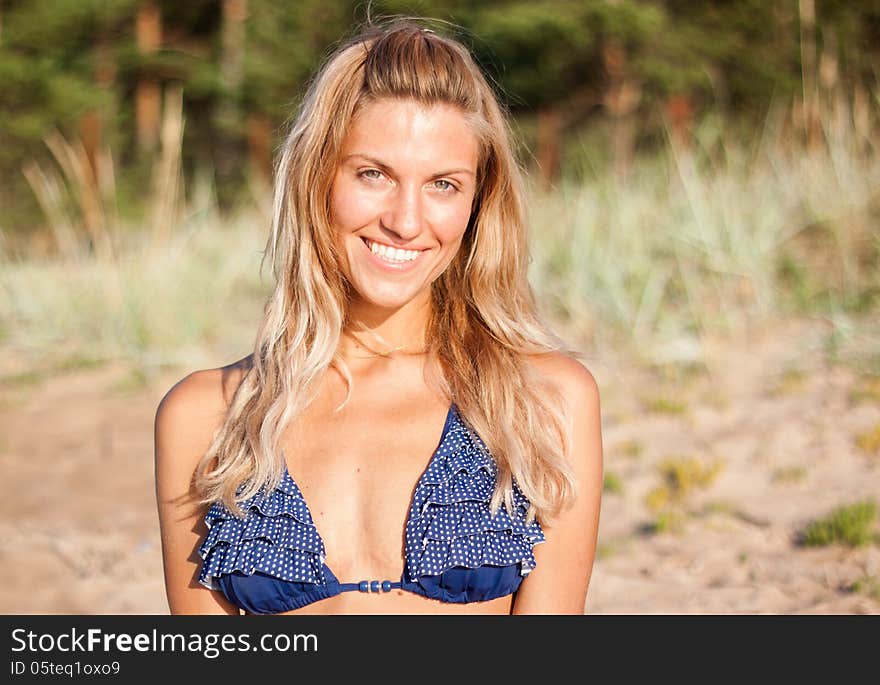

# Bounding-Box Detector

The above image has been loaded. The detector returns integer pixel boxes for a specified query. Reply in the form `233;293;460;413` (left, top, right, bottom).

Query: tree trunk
72;34;119;259
79;39;116;185
602;40;641;182
135;1;161;155
536;107;561;187
247;112;273;186
664;94;694;150
799;0;819;147
216;0;248;204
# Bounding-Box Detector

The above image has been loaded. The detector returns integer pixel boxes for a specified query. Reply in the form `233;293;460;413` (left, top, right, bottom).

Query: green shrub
645;456;724;510
603;471;623;494
802;500;878;547
652;510;686;534
849;575;880;601
643;396;687;415
596;542;618;560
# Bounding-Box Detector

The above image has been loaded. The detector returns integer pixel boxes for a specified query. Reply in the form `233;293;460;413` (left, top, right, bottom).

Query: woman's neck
339;293;432;361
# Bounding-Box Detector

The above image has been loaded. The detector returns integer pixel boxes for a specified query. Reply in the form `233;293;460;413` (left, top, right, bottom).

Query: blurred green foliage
801;500;878;548
1;0;878;234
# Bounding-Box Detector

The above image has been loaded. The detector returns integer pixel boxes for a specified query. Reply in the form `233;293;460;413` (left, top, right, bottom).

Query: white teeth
366;239;421;263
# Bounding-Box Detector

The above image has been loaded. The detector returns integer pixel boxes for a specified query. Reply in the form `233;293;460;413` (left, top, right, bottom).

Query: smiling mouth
362;237;427;264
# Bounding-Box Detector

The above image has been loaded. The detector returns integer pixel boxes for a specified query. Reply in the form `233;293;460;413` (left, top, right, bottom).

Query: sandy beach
1;315;877;614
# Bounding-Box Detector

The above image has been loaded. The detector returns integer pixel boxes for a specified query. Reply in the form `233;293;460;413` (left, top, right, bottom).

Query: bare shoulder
154;354;253;463
154;354;252;614
156;354;253;418
522;350;603;473
523;351;601;413
511;351;603;613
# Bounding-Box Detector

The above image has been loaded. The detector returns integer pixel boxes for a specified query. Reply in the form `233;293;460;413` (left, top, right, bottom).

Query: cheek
432;198;475;246
330;179;374;234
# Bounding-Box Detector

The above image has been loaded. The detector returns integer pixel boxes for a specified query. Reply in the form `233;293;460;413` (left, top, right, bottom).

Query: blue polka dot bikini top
197;403;545;614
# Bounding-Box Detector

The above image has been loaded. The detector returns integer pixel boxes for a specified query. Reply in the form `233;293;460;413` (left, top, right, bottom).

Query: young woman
155;19;603;615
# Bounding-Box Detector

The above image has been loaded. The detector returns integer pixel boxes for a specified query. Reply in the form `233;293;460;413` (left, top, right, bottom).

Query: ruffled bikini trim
197;474;327;590
198;405;546;592
404;416;545;583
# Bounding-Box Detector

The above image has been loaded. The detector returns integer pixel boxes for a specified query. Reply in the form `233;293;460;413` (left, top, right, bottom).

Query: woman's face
329;97;480;312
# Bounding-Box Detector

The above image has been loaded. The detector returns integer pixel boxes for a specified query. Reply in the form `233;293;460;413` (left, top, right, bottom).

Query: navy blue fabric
198;403;545;614
215;564;525;614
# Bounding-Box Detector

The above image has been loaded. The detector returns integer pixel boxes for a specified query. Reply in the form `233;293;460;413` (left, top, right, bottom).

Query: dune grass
617;439;644;459
0;209;270;381
651;509;687;534
771;465;808;485
1;88;877;378
849;575;880;601
603;471;624;494
643;455;725;535
769;367;809;397
855;424;880;455
848;375;880;405
642;395;688;415
645;456;725;511
527;91;879;368
801;499;878;548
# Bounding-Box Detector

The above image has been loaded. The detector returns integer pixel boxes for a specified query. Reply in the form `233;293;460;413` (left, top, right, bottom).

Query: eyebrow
342;153;475;177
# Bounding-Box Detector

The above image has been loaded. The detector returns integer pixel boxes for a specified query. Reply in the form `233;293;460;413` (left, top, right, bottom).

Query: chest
280;394;453;578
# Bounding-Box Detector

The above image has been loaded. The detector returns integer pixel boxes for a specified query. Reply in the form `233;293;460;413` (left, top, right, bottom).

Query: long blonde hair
194;18;579;525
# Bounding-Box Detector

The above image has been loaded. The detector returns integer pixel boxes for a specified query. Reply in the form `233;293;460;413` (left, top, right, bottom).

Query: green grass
2;86;878;375
650;361;707;384
855;424;880;455
848;376;880;405
618;440;643;459
595;541;619;560
0;355;110;390
527;92;880;364
643;458;725;535
699;500;736;516
603;471;623;494
0;369;45;387
0;211;270;372
849;575;880;602
769;367;808;397
771;466;808;484
645;456;724;510
801;500;878;548
642;396;688;415
650;510;687;535
111;366;152;396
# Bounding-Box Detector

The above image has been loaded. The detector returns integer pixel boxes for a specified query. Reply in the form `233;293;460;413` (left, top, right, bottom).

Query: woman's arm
154;369;242;615
511;355;604;614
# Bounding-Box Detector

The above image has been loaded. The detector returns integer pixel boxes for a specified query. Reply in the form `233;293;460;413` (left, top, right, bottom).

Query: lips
363;237;427;260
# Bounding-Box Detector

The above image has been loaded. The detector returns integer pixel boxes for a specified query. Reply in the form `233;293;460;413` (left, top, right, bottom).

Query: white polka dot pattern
197;405;545;590
197;474;327;590
403;414;545;582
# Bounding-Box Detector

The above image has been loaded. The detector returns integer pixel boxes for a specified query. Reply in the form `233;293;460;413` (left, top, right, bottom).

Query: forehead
341;98;479;170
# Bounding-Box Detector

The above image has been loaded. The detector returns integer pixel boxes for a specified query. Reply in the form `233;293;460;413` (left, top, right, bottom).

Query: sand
1;315;878;614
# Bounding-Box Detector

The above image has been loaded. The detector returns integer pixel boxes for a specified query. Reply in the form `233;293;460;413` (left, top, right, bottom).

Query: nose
380;184;423;240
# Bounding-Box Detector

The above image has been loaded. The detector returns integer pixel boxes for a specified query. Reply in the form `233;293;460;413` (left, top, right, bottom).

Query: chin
360;292;419;311
352;281;427;311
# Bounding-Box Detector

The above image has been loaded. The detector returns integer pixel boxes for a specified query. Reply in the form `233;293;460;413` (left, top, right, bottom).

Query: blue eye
434;180;456;192
360;169;383;180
